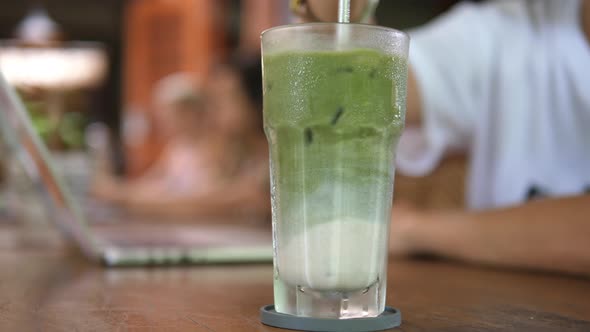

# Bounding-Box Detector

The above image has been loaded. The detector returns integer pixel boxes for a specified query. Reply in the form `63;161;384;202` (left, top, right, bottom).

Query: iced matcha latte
262;24;409;319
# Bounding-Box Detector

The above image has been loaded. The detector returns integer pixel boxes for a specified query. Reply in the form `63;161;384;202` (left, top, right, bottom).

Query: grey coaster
260;305;401;332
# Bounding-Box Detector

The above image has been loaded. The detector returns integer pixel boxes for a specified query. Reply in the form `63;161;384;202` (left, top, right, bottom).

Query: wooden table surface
1;247;590;331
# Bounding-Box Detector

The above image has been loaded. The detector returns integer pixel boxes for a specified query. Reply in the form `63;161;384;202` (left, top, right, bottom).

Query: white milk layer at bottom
277;218;388;291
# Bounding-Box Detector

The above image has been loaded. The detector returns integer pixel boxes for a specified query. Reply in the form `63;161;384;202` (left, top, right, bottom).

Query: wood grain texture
1;248;589;331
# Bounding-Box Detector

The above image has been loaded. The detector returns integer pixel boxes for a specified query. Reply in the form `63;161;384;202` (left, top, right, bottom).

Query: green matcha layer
263;49;407;226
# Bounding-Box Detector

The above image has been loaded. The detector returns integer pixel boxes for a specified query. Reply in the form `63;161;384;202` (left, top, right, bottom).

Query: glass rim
261;22;409;42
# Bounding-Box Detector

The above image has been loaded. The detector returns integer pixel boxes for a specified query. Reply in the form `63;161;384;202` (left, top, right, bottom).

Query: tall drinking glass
262;23;409;319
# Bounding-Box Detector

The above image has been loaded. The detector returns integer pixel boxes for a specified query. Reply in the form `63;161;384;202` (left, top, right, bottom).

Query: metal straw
338;0;351;23
336;0;351;47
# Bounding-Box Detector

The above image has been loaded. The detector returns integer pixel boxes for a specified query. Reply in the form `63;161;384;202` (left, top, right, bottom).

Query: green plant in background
58;111;85;149
24;98;52;144
20;92;87;150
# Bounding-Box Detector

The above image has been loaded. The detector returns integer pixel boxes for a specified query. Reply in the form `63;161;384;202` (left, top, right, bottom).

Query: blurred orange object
123;0;226;176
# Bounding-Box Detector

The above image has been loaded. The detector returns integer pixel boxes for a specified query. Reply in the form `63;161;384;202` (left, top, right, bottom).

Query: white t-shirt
397;0;590;210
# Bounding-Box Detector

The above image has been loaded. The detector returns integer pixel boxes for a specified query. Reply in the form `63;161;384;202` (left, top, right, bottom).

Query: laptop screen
0;72;99;259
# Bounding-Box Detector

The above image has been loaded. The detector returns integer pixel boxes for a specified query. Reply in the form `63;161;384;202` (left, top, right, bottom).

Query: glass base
274;277;385;319
260;305;402;332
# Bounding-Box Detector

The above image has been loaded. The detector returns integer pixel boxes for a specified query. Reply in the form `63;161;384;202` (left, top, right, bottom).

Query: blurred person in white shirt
295;0;590;276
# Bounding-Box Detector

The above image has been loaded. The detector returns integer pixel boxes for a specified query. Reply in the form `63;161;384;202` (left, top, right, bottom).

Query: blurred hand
389;201;427;256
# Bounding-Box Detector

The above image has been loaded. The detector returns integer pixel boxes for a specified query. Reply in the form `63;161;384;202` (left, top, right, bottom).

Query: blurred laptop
0;71;272;266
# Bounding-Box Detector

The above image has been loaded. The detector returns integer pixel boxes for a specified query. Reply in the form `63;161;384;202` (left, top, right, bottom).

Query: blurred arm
393;195;590;276
122;156;270;219
405;69;422;125
91;149;169;203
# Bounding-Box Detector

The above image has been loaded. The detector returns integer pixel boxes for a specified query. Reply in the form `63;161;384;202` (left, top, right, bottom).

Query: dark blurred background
0;0;469;143
0;0;123;134
0;0;481;210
